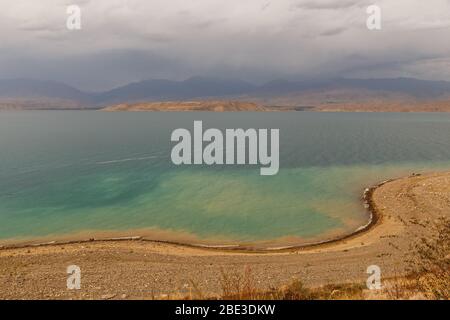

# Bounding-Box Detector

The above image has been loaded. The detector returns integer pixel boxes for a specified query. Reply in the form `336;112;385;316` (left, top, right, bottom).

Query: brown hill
248;88;450;112
102;100;267;112
0;98;87;110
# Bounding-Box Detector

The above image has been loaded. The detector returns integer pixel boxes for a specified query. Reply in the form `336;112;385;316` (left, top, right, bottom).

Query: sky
0;0;450;91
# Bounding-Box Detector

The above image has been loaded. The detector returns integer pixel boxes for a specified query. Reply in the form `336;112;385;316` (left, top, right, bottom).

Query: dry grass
184;217;449;300
168;218;449;300
220;266;260;300
405;217;449;299
216;266;365;300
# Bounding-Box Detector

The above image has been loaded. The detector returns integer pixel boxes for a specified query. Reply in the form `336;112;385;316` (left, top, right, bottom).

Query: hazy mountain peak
1;77;450;110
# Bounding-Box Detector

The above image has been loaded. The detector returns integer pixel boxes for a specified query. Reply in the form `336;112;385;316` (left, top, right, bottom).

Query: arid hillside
3;77;450;112
102;100;267;112
0;98;88;110
249;88;450;112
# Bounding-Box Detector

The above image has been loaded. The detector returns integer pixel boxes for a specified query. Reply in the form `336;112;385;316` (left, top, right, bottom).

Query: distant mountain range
1;76;450;111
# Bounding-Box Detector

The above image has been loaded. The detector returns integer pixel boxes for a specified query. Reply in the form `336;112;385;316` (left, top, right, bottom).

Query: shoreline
4;108;450;113
1;171;448;299
0;175;389;254
0;182;382;253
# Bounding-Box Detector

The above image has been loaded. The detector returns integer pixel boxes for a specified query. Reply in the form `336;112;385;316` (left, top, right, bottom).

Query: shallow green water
1;111;450;245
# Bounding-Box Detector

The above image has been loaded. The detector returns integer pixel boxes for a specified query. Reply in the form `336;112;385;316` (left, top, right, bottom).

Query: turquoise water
1;111;450;246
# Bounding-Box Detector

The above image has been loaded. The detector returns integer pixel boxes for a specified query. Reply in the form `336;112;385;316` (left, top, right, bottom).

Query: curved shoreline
0;181;384;253
1;171;448;299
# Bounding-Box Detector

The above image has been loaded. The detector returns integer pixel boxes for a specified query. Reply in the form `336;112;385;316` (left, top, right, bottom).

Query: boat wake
96;155;160;165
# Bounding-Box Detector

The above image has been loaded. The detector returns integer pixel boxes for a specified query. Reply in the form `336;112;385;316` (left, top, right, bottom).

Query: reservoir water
1;111;450;247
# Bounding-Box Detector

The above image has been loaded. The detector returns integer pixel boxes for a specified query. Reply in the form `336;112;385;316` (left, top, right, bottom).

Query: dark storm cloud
0;0;450;90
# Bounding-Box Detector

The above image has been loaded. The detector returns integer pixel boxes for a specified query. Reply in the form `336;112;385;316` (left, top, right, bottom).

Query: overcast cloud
0;0;450;91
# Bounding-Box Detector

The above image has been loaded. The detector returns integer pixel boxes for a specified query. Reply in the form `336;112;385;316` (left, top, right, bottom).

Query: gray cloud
0;0;449;90
294;0;364;10
319;27;347;36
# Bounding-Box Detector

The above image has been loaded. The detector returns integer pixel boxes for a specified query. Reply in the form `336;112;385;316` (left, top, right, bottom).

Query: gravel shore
1;171;449;299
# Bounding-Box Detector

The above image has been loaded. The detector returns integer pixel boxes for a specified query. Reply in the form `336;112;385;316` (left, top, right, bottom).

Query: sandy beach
0;171;449;299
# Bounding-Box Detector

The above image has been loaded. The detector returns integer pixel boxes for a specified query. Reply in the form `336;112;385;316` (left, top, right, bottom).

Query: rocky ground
0;171;449;299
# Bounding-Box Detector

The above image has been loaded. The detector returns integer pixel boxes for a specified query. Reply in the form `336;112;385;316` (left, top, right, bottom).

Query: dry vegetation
0;173;448;300
405;217;449;299
179;218;449;300
217;267;366;300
